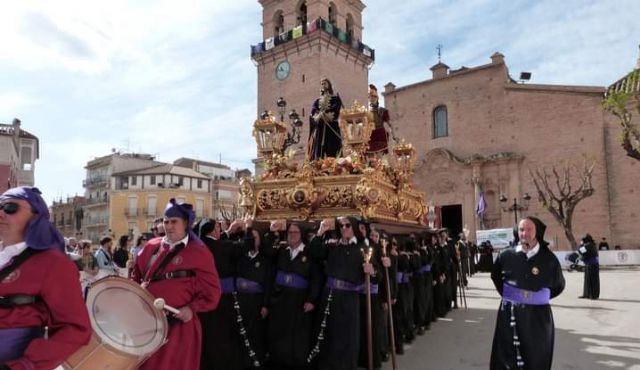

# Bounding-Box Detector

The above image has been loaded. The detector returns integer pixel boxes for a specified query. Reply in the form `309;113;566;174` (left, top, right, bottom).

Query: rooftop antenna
436;44;443;62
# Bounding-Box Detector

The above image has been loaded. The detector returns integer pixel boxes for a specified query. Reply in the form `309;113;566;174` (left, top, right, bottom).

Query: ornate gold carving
246;101;427;225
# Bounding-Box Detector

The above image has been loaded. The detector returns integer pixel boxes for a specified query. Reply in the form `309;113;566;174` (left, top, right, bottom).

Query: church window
346;14;354;39
433;105;448;138
274;10;284;36
297;1;307;26
328;2;337;26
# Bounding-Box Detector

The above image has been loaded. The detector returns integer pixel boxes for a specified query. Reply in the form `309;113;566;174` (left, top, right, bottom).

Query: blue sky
1;0;639;204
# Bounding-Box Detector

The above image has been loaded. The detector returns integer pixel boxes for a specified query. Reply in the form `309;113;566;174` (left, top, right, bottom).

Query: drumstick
153;298;180;315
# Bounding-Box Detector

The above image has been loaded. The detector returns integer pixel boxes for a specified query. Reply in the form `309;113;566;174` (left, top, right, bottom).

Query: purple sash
220;277;236;294
0;327;44;362
397;272;411;284
359;283;379;295
275;271;309;289
502;284;550;305
236;277;264;294
418;264;432;273
584;256;599;265
326;277;361;292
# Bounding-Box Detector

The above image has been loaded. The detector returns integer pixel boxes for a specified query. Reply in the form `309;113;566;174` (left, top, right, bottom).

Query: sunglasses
340;223;352;229
0;202;20;215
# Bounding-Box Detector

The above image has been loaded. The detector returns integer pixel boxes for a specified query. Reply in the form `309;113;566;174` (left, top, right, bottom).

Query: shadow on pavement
388;308;640;370
554;329;640;369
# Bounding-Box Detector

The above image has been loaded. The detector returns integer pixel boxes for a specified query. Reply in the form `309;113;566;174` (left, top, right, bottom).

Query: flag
337;30;348;43
251;43;263;55
307;19;318;33
324;22;334;35
278;30;289;43
292;25;303;39
265;37;274;50
476;193;487;217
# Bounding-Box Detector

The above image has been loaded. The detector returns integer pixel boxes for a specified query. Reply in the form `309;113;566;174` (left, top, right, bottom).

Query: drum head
86;277;168;356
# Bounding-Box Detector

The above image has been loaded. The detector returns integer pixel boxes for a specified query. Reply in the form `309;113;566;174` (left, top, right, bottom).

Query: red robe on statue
0;249;91;370
131;237;221;370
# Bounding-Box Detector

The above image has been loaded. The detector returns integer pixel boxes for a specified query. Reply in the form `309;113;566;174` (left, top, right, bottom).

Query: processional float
239;101;428;229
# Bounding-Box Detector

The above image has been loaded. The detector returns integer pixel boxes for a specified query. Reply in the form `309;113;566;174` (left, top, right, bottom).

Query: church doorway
441;204;463;240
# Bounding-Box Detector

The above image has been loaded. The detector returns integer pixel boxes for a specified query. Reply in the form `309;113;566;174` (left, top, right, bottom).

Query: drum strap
0;248;41;282
0;248;42;308
149;243;186;283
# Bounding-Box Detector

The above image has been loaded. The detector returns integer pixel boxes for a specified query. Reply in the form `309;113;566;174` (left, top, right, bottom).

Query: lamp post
276;97;287;122
499;193;532;225
283;109;303;152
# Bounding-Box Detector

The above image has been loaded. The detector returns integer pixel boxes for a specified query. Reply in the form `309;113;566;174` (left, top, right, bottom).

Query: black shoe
381;353;390;362
453;305;459;309
579;296;587;299
417;326;426;335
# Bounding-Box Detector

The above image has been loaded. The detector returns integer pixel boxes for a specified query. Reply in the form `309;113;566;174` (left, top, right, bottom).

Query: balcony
85;196;109;207
250;17;374;61
124;208;141;217
83;176;108;188
144;208;158;217
85;217;108;227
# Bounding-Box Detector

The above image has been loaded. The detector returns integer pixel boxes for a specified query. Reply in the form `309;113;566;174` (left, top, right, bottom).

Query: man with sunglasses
0;186;91;370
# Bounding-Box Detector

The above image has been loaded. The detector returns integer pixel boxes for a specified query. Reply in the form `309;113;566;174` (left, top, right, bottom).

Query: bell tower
251;0;375;162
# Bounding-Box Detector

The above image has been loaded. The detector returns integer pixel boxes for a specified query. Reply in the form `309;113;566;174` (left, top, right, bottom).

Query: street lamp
282;109;303;152
499;193;532;225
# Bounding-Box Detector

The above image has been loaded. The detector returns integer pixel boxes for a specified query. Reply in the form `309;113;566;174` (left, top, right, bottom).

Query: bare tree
604;69;640;160
529;160;595;250
216;200;242;223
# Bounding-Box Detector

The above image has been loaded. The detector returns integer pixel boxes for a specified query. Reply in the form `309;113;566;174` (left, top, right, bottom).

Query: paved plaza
385;268;640;370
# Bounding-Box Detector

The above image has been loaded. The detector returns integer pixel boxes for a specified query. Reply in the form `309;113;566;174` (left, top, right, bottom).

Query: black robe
432;244;450;318
309;237;365;370
580;241;600;299
446;239;459;309
200;234;247;370
308;94;343;160
392;253;412;346
236;240;273;368
266;243;322;368
490;245;565;370
413;248;429;329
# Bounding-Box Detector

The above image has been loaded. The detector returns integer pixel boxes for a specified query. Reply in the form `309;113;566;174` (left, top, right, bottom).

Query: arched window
297;1;307;26
273;10;284;36
345;13;354;39
328;2;337;26
433;105;448;138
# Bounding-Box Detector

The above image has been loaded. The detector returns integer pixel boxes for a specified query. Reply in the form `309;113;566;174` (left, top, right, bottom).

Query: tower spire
437;44;443;63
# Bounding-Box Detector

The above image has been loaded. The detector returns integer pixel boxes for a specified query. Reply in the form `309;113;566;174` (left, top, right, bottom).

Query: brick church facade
384;52;639;250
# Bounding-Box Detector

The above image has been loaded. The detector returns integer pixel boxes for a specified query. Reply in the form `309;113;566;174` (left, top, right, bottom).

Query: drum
63;277;168;370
